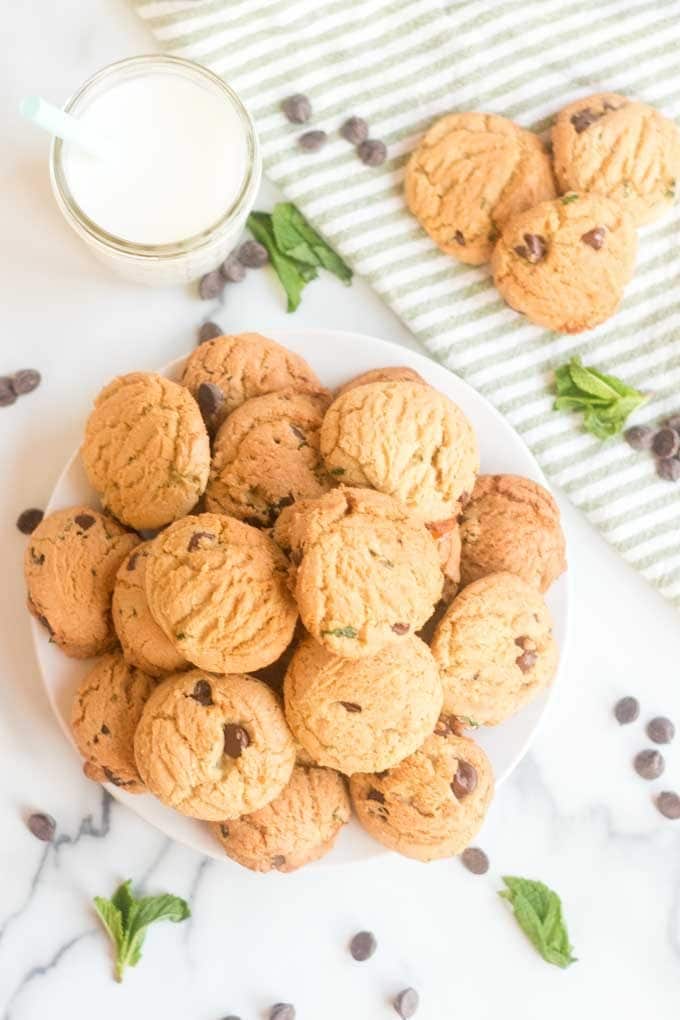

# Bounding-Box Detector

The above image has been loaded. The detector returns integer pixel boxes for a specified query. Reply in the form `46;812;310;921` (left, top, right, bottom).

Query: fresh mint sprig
500;876;576;969
553;356;647;439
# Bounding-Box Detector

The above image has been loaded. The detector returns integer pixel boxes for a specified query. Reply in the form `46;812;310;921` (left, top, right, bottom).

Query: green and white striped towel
134;0;680;607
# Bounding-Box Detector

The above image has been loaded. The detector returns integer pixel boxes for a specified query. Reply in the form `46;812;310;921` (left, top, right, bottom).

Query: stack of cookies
406;95;680;333
24;332;566;871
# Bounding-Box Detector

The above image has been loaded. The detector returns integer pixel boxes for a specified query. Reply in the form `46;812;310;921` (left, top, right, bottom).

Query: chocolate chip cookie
406;111;556;265
336;366;426;398
351;728;493;860
82;372;210;530
491;192;637;333
431;572;558;725
552;93;680;225
284;633;443;774
71;651;155;793
211;764;351;872
134;670;295;820
25;507;138;658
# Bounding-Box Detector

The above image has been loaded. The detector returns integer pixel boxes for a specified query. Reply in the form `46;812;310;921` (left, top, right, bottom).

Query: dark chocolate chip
452;760;477;799
614;696;639;725
191;679;213;706
516;650;538;673
358;138;387;166
271;855;286;869
220;823;230;838
103;767;125;787
197;382;225;422
220;254;246;283
570;107;601;133
340;701;362;713
394;987;419;1019
16;508;44;534
454;230;465;246
0;377;17;407
624;425;655;451
514;233;547;263
298;130;327;152
656;791;680;819
647;716;674;744
281;93;312;124
581;226;606;249
237;240;269;268
223;724;250;758
187;530;216;552
27;812;56;842
198;270;225;300
652;427;679;459
37;613;53;635
270;1004;295;1020
290;424;307;444
461;847;489;874
657;457;680;482
350;930;377;961
30;548;45;566
197;321;223;345
74;513;96;531
127;552;140;571
340;116;369;145
366;787;385;804
634;748;665;780
391;622;410;635
101;724;110;735
12;369;41;396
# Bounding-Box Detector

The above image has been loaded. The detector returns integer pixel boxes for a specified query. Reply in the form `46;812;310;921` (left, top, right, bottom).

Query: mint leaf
272;203;352;285
561;193;579;204
552;357;647;439
93;896;125;960
247;212;316;312
111;878;134;927
500;876;577;969
322;626;358;639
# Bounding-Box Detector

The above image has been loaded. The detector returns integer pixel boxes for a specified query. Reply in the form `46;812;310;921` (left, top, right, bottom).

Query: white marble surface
2;4;680;1018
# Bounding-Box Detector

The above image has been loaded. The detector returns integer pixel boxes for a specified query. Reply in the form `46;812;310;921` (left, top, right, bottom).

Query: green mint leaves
322;625;358;638
500;876;577;969
554;356;647;440
94;879;190;982
247;204;352;312
560;193;579;204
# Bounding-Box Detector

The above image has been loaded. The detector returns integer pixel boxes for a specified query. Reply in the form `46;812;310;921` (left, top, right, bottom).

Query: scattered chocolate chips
366;787;385;804
340;701;362;713
74;513;95;531
657;458;680;482
270;1004;295;1020
298;130;327;152
30;548;45;566
516;650;538;673
358;139;387;166
101;724;110;735
514;233;547;263
391;622;410;635
350;930;377;961
16;508;44;535
12;369;41;395
340;116;369;145
198;321;223;345
614;696;640;724
272;854;287;869
220;254;246;283
634;748;665;780
461;847;489;875
454;230;465;246
197;382;225;423
647;716;674;744
652;427;679;459
281;93;312;124
27;812;56;842
199;270;225;300
394;987;419;1019
103;767;125;787
191;679;213;706
223;724;250;758
570;107;602;133
237;240;269;268
290;424;307;444
188;530;216;552
581;227;605;250
452;760;477;799
126;552;140;572
656;791;680;819
0;377;16;407
624;425;655;451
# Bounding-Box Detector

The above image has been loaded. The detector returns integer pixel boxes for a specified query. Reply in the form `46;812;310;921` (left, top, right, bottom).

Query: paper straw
20;96;106;157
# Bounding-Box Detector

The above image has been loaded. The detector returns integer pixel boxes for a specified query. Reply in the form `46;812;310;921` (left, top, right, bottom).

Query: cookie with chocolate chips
350;729;494;860
134;670;295;820
431;572;558;725
211;764;351;872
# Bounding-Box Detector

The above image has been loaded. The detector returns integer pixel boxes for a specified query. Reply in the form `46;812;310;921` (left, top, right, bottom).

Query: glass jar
50;55;261;286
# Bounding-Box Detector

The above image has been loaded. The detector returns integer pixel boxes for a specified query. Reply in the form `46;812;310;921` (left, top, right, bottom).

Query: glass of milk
50;55;261;285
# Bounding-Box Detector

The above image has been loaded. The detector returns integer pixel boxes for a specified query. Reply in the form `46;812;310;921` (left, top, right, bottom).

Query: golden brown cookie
320;382;479;521
205;388;332;527
287;488;443;658
405;111;556;265
25;507;138;658
428;517;462;600
82;372;210;530
211;764;350;872
181;333;322;430
134;670;295;820
71;651;155;793
459;474;566;592
552;93;680;225
351;727;493;860
336;366;427;398
112;543;188;678
145;513;298;673
431;572;558;725
491;192;637;333
284;634;443;774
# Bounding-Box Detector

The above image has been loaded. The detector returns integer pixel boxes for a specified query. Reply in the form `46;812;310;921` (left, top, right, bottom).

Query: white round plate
35;328;570;866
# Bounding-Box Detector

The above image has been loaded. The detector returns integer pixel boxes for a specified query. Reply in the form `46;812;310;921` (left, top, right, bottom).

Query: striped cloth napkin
133;0;680;608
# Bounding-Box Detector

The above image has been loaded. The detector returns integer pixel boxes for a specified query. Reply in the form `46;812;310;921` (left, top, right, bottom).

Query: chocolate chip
220;254;246;283
237;240;269;268
656;457;680;482
340;116;369;145
199;270;225;300
281;93;311;124
452;760;477;799
298;130;327;152
461;847;489;875
514;233;547;263
197;382;225;422
454;230;465;246
197;321;222;345
271;855;286;869
358;139;387;166
127;552;139;571
27;812;56;842
191;679;213;706
188;530;216;552
30;548;45;566
16;508;44;534
290;424;307;444
516;650;538;672
223;724;250;758
350;930;377;961
391;622;410;635
624;425;655;451
103;767;125;787
394;987;419;1019
656;791;680;819
37;613;53;635
647;716;674;744
270;1004;295;1020
340;701;362;713
101;724;110;735
614;696;639;725
0;377;17;407
74;513;96;531
634;748;665;780
12;369;41;395
652;427;679;459
219;823;230;838
367;787;385;804
570;107;601;133
581;227;605;250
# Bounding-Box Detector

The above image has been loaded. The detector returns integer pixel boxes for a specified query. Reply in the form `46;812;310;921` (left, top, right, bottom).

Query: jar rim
50;54;260;261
